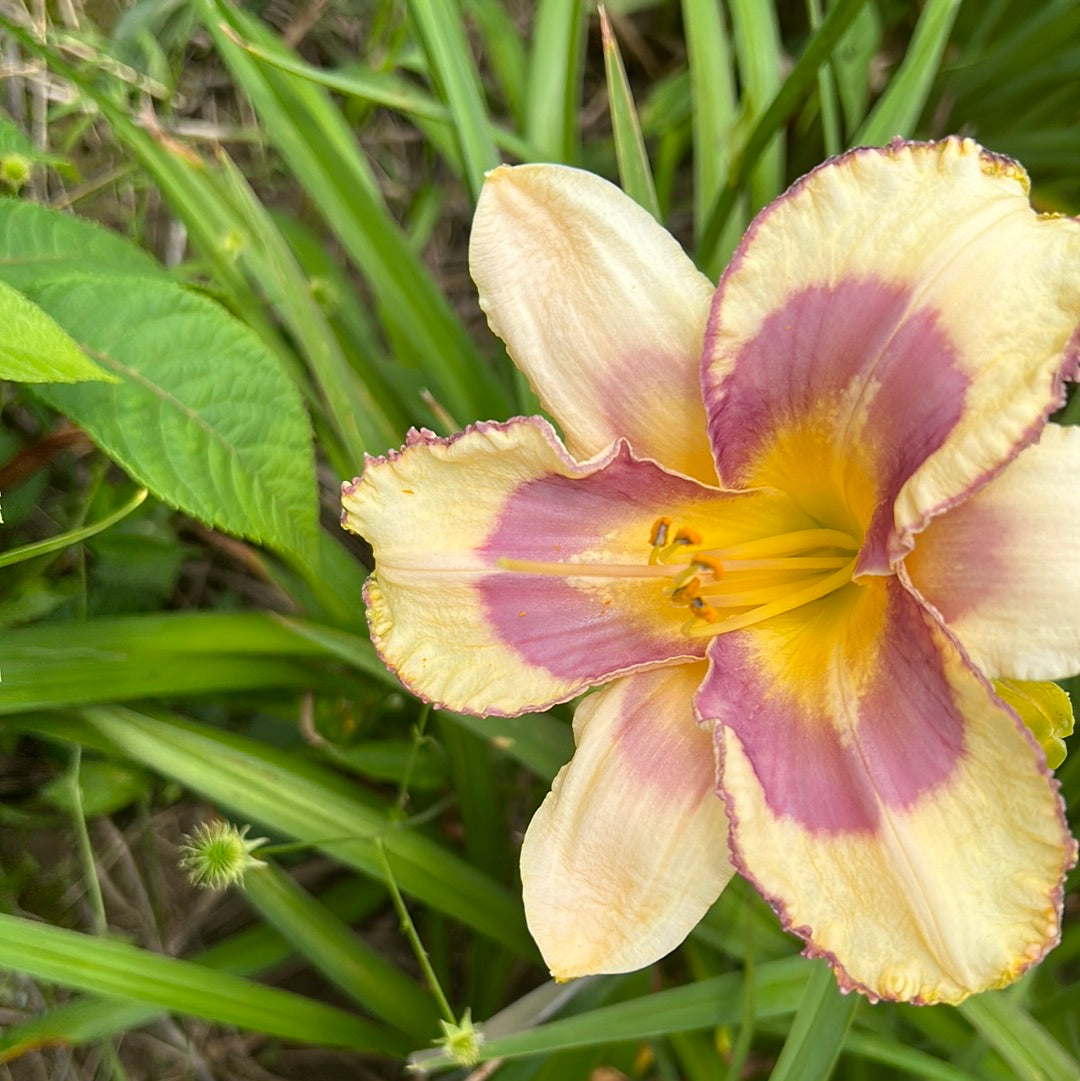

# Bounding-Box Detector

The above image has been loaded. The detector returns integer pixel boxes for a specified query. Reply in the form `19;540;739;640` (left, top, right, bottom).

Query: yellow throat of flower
497;521;859;638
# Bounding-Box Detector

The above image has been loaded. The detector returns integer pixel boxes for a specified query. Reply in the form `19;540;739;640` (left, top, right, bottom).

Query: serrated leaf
28;275;317;563
0;198;168;290
0;277;117;383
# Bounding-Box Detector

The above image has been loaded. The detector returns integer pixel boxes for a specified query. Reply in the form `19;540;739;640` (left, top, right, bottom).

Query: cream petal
470;163;717;482
703;138;1080;569
698;577;1074;1004
907;422;1080;681
521;663;733;978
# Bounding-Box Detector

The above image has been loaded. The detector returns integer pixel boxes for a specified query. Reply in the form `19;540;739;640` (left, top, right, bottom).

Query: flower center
496;520;860;638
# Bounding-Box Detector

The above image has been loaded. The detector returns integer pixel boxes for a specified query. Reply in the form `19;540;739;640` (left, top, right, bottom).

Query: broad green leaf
0;911;406;1055
0;277;116;383
28;275;318;564
0;197;168;290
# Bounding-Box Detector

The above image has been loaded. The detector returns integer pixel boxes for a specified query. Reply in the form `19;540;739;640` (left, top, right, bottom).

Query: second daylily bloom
343;138;1080;1004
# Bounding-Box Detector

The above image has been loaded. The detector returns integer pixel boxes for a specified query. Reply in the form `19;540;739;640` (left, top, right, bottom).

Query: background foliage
0;0;1076;1078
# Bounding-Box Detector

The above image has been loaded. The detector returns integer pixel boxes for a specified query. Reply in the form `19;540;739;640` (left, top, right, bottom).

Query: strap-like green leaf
601;7;661;220
0;911;407;1055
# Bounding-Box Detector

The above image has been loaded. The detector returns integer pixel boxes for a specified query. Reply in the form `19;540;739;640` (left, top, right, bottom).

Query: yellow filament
495;522;859;640
707;529;860;560
685;560;857;638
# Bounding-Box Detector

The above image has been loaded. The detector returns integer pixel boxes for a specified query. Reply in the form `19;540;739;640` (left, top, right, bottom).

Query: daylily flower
342;138;1080;1005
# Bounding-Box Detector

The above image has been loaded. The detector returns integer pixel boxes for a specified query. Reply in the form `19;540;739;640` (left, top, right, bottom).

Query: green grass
0;1;1076;1077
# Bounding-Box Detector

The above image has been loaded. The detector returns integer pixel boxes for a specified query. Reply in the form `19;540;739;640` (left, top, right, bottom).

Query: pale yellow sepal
995;679;1074;769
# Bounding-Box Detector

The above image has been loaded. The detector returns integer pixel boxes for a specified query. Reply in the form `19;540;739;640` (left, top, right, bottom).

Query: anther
691;555;725;580
649;517;672;547
687;596;719;623
671;576;702;603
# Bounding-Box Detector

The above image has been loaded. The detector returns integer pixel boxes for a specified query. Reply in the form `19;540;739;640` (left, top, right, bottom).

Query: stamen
687;595;719;624
649;517;672;546
685;560;857;638
691;555;725;580
495;519;859;642
718;555;853;573
709;529;860;560
648;516;672;565
671;576;701;603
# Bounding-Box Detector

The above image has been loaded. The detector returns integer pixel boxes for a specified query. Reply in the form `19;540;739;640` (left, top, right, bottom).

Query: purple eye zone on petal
706;277;969;571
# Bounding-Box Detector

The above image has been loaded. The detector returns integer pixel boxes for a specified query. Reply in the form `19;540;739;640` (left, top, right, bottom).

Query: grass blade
680;0;740;272
409;0;500;199
856;0;962;144
767;959;858;1081
243;862;442;1039
200;0;511;424
0;612;350;713
698;0;868;267
0;911;406;1054
728;0;785;211
70;706;533;955
419;957;809;1067
600;7;660;218
959;991;1080;1081
525;0;587;162
0;878;386;1059
0;488;145;568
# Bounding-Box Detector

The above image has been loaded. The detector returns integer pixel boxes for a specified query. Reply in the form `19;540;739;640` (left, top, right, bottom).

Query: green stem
375;837;456;1026
69;747;107;936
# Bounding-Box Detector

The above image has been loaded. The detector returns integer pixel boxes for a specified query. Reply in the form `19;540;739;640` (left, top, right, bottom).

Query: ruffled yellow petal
700;578;1074;1003
704;138;1080;569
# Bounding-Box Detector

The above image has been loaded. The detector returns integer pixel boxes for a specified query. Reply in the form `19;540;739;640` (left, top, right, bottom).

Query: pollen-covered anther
649;516;673;564
670;576;702;603
690;555;725;580
686;595;720;626
650;520;706;564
